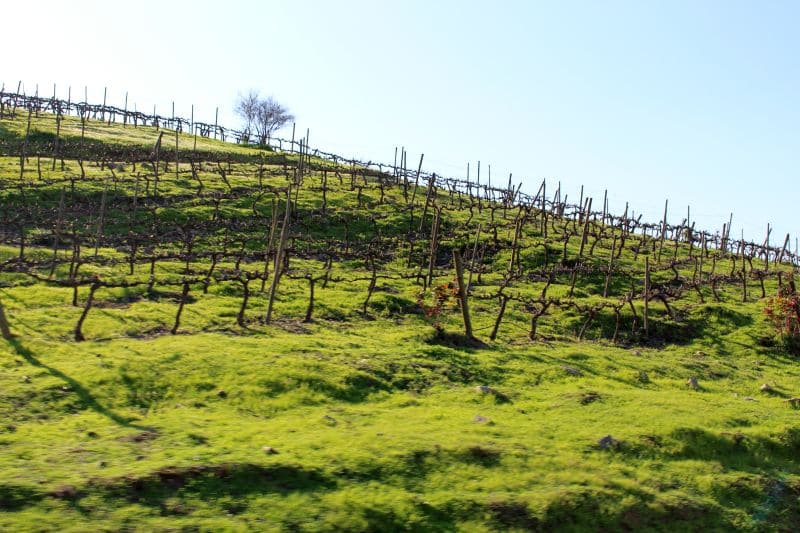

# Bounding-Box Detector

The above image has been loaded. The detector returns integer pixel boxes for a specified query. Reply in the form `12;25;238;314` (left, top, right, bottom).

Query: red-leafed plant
417;280;459;335
764;280;800;355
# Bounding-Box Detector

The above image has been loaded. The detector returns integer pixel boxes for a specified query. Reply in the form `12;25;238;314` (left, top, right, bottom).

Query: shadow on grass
424;331;489;350
0;483;45;511
7;338;151;430
0;463;337;514
97;463;335;510
616;427;800;475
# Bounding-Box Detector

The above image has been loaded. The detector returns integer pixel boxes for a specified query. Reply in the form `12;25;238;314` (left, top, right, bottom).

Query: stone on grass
686;377;699;390
50;485;79;500
475;385;510;402
562;365;582;377
598;435;621;450
262;446;279;455
580;392;601;405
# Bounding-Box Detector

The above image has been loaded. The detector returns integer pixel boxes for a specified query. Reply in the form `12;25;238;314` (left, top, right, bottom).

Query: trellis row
0;88;793;268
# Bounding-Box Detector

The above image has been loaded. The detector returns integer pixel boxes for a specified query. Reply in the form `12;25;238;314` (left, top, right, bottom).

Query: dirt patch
120;430;159;443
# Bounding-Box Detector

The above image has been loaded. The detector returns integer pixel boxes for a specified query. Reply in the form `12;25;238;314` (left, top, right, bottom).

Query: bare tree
235;90;259;140
235;91;294;146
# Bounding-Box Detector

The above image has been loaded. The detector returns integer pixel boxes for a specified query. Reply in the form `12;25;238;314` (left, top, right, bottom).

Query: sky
2;0;798;246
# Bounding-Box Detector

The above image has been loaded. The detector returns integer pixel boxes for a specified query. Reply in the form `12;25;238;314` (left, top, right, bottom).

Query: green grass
1;109;799;531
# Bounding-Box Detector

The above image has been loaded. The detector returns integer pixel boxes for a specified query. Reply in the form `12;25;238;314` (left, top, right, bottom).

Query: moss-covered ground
0;109;798;531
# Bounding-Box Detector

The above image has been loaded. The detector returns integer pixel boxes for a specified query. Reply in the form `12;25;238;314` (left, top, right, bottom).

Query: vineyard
1;90;799;531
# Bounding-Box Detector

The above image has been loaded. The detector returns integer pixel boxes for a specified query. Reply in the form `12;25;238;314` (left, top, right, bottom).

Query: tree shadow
7;338;151;430
425;331;488;350
97;463;335;508
615;426;800;475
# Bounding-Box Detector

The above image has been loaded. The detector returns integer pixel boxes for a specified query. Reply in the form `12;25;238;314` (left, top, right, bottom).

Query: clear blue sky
3;0;798;245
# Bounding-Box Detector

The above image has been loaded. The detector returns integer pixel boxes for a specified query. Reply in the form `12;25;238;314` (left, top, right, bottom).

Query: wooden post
467;223;482;290
175;128;179;179
763;224;772;271
578;198;592;257
409;153;425;213
452;250;474;339
153;131;163;197
94;182;108;257
604;234;617;298
778;233;790;265
48;187;65;277
266;189;292;323
426;207;441;287
643;257;650;336
657;199;668;263
191;104;196;150
214;107;219;139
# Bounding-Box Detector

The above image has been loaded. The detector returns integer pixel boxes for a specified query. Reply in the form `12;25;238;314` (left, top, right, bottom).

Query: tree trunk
171;280;190;334
74;282;99;342
489;294;509;341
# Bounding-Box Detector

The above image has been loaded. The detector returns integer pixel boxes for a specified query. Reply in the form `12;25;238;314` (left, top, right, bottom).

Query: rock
694;350;707;357
686;377;699;390
217;390;228;398
580;392;601;405
475;385;510;402
50;485;79;500
598;435;620;449
323;415;337;426
124;431;158;442
22;376;31;383
722;432;746;445
262;446;279;455
633;350;642;356
785;398;800;408
473;414;491;424
562;365;582;377
743;397;758;402
759;383;774;394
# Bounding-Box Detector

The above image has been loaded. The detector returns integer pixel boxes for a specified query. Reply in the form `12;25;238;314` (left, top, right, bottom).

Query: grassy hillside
1;107;799;532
